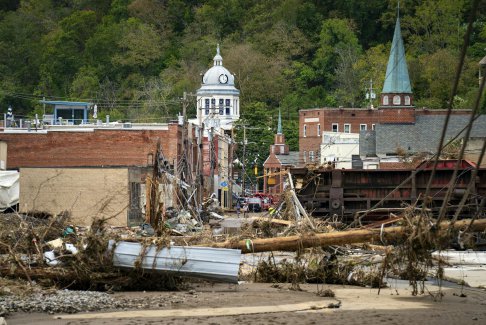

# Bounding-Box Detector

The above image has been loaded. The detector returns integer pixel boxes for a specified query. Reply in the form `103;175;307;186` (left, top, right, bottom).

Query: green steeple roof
382;11;412;94
277;109;282;134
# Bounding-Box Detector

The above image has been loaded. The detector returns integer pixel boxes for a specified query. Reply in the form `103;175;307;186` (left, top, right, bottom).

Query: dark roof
276;151;300;166
39;100;92;107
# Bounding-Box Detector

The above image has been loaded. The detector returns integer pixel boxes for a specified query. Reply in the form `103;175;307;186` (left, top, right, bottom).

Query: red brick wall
0;124;183;168
298;107;417;163
298;107;473;165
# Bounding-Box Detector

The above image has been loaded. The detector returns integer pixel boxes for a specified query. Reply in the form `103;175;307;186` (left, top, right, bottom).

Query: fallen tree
209;219;486;253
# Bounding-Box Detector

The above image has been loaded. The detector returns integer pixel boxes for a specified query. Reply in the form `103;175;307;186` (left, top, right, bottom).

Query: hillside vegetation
0;0;485;159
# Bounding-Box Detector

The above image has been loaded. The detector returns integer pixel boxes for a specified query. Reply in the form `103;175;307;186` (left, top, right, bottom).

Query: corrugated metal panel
112;241;241;283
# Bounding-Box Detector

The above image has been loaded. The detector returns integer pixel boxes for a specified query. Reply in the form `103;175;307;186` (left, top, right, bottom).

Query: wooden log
209;219;486;254
145;175;152;224
248;216;292;226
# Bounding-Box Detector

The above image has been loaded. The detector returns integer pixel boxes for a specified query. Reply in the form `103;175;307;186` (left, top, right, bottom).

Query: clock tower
191;44;240;132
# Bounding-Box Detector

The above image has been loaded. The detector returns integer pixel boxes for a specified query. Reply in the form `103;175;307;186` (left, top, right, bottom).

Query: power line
422;0;481;213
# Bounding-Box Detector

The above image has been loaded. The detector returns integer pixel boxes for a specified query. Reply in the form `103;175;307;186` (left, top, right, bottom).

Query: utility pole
209;125;215;196
228;127;234;208
180;91;204;211
242;125;246;197
239;124;260;197
365;79;376;109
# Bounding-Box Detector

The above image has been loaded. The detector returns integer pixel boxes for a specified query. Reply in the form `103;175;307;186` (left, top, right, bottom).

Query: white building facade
189;45;240;208
191;45;240;132
320;132;360;169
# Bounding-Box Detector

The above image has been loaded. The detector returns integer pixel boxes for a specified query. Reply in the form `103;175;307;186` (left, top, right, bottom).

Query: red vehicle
253;193;275;210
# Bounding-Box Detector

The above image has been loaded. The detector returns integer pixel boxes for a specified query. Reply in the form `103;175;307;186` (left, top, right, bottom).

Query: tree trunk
209;219;486;253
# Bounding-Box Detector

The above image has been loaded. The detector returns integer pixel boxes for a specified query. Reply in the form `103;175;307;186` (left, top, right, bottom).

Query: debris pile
1;173;485;318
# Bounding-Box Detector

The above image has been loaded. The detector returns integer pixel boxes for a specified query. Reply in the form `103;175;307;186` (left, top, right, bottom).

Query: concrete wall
20;168;129;226
320;132;360;168
465;138;486;167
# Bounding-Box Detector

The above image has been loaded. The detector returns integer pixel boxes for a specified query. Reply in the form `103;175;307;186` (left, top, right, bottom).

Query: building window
205;99;210;115
360;124;367;131
225;99;231;115
383;95;389;105
211;98;216;107
317;124;321;136
372;124;376;130
405;96;410;105
393;95;401;105
303;124;307;137
332;123;338;132
344;124;351;133
309;151;315;162
303;151;307;163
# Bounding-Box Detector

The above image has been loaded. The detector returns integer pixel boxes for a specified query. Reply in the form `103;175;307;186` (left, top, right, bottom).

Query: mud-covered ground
6;281;486;325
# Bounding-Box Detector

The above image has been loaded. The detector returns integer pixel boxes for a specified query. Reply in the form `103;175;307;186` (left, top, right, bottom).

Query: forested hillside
0;0;485;155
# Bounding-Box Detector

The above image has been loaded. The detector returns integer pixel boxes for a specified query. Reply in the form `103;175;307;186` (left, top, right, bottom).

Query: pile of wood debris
1;187;485;296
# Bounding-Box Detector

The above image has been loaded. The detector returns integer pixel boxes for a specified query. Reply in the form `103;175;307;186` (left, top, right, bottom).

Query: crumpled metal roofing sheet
112;241;241;283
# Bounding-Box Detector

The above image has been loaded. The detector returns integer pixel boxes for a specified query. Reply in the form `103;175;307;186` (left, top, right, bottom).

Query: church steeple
270;109;289;155
380;3;413;108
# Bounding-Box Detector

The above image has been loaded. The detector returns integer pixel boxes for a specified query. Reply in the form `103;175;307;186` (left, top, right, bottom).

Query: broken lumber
209;219;486;254
249;216;292;226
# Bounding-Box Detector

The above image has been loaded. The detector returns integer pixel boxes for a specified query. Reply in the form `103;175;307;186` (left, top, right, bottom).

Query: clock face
219;74;228;84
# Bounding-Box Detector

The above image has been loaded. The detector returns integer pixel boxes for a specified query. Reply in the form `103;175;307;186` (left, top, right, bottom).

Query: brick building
0;122;197;226
299;108;486;163
189;45;240;208
263;110;299;197
298;9;486;165
0;123;185;169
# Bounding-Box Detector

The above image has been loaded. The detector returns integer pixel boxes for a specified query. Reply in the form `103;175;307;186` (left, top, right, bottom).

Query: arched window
393;95;401;105
383;95;389;105
405;96;411;105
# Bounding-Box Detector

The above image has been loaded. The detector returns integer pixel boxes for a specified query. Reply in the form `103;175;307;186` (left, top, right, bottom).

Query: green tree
354;44;389;107
403;0;466;54
314;18;362;88
70;66;99;99
224;43;288;107
112;18;164;73
133;77;175;122
38;10;98;95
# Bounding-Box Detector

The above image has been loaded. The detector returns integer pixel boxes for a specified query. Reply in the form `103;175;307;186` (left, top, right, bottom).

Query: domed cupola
201;45;236;86
192;44;240;132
